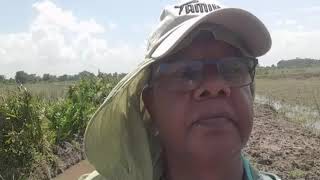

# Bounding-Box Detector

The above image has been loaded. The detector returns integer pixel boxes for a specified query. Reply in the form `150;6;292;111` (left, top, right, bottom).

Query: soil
51;141;86;177
53;160;94;180
30;140;87;179
244;104;320;180
50;103;320;180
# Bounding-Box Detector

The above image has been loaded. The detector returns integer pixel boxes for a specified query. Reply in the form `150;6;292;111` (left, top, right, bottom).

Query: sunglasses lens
220;58;253;87
152;57;256;91
154;61;202;91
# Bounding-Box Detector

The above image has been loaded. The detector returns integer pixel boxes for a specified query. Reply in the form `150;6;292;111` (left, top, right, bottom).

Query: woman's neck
164;153;244;180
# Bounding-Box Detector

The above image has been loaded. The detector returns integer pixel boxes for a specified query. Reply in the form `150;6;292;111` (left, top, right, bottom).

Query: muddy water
255;95;320;129
53;160;95;180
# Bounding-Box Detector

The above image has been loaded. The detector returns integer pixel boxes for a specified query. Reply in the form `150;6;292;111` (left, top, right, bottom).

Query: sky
0;0;320;78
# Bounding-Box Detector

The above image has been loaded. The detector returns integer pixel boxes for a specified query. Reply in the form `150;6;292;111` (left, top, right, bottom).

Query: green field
0;81;75;100
256;66;320;79
256;77;320;110
255;67;320;126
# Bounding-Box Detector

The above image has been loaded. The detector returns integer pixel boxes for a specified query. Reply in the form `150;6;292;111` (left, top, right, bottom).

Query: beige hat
146;0;271;59
83;1;272;180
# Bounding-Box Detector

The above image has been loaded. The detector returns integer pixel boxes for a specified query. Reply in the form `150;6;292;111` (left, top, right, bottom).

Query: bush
0;75;121;179
0;86;52;179
45;76;117;144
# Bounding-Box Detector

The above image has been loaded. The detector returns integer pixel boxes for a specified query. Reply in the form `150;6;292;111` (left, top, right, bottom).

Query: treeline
277;58;320;68
0;70;126;84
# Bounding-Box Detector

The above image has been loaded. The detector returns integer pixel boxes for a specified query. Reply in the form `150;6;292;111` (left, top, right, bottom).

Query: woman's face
143;35;254;163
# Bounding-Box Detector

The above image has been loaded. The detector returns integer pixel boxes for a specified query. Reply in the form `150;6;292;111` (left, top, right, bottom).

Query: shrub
45;76;117;144
0;86;52;179
0;75;121;179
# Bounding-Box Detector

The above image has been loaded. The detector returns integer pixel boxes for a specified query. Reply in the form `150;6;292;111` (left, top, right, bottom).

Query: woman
81;0;281;179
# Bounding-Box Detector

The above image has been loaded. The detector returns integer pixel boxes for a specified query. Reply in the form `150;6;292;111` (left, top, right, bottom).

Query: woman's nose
192;67;231;101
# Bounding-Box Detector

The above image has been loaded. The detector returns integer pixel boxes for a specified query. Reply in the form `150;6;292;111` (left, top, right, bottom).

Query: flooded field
255;77;320;130
255;95;320;130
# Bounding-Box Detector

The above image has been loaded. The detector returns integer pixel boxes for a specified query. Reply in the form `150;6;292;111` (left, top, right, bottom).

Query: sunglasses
148;57;258;92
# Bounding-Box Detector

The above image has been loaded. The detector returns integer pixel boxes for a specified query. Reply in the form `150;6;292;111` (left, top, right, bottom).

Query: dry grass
255;77;320;128
0;82;75;101
256;77;320;110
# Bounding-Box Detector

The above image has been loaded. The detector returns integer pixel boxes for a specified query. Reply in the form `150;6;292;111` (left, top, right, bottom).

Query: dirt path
53;104;320;180
53;160;94;180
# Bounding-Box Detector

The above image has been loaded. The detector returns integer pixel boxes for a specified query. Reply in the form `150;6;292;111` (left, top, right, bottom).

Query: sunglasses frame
147;56;258;91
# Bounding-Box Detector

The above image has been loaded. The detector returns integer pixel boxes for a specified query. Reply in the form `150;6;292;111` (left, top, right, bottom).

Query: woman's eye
180;69;198;80
225;63;247;74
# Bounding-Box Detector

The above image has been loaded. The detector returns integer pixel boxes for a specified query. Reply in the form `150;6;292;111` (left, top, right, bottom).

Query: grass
255;73;320;128
288;169;307;178
256;66;320;79
0;81;75;101
256;77;320;110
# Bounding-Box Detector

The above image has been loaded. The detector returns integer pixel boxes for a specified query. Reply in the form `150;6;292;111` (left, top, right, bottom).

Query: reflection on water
255;95;320;130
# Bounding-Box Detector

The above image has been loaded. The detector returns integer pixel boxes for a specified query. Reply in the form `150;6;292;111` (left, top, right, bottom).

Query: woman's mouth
192;113;237;130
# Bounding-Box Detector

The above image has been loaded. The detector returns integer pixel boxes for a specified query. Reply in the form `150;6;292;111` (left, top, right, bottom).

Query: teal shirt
79;157;281;180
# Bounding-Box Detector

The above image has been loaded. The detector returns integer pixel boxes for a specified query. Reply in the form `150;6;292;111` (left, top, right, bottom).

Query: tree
42;74;51;81
58;74;69;81
42;73;57;82
78;71;95;79
0;75;5;82
15;71;29;84
29;74;41;83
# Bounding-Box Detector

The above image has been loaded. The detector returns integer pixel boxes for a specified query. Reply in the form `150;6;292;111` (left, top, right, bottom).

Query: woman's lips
192;113;236;130
196;117;230;126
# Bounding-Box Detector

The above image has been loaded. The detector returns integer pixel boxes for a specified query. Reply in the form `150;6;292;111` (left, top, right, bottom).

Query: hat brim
150;8;271;58
83;58;161;179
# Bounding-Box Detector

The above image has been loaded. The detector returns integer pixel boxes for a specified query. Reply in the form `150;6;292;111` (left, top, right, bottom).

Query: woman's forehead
168;38;243;60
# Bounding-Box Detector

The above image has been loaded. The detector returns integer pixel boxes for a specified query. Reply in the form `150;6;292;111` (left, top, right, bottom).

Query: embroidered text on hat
174;0;221;15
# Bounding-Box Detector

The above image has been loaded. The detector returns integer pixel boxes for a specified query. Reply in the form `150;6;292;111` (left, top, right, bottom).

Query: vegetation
0;87;53;179
288;169;307;179
255;59;320;128
256;58;320;79
256;77;320;110
277;58;320;68
0;70;126;84
0;73;124;179
0;82;75;101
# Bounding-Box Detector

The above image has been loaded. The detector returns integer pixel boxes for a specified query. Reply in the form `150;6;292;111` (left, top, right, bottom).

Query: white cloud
284;19;297;25
31;1;105;34
0;0;144;78
0;48;6;55
297;25;304;30
300;6;320;13
108;22;117;30
276;19;297;26
259;29;320;66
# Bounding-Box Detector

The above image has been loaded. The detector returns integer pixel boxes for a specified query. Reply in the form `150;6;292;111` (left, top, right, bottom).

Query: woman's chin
187;130;243;161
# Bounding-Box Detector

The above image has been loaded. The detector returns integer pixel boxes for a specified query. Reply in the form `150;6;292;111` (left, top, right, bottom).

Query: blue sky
1;0;320;78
